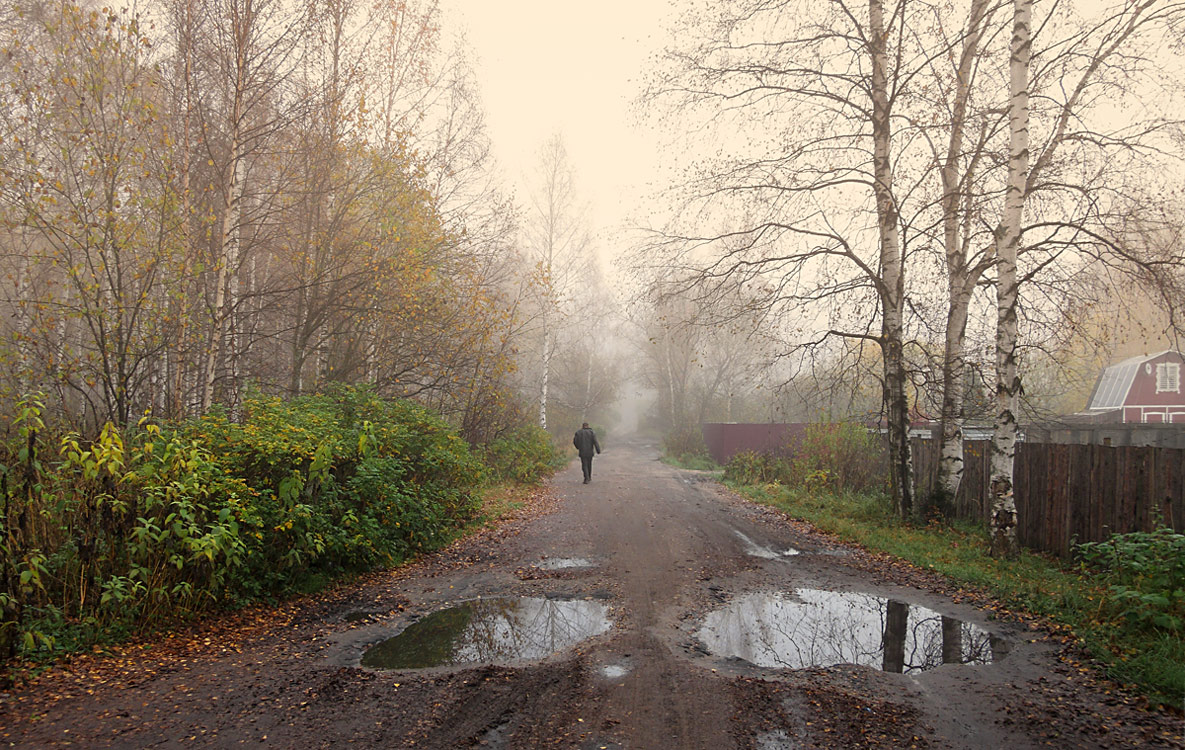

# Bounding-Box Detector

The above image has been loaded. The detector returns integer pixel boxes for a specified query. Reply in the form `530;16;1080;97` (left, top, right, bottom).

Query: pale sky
437;1;679;257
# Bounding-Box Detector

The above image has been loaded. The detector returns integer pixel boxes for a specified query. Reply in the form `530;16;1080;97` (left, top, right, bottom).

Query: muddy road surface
3;438;1182;748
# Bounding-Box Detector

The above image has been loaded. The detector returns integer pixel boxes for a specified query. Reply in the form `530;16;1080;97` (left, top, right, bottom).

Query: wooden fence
912;439;1185;557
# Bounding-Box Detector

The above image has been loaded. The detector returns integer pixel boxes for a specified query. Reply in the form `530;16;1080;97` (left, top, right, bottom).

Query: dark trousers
580;454;594;482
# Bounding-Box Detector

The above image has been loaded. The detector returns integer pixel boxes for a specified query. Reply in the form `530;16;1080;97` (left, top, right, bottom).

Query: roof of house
1086;350;1180;411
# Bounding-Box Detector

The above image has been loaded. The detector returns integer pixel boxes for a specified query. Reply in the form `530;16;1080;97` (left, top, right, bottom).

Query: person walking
573;422;601;484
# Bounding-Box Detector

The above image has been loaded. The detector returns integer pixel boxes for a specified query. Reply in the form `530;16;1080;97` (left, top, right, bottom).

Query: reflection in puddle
361;597;611;669
537;557;594;570
698;590;1008;673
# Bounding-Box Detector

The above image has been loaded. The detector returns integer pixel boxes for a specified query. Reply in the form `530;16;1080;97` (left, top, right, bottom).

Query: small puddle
361;597;611;669
734;530;801;559
697;590;1008;673
600;663;630;679
756;730;796;750
537;557;595;570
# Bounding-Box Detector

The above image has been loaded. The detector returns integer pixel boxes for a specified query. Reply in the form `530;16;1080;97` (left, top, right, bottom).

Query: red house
1084;350;1185;423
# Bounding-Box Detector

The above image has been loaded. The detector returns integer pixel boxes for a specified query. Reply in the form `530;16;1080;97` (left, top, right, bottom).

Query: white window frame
1155;362;1180;393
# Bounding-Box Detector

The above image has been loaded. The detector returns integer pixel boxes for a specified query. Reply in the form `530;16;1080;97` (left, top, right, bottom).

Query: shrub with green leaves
722;423;886;494
0;386;484;661
1076;527;1185;633
789;422;886;494
723;451;783;485
481;425;564;485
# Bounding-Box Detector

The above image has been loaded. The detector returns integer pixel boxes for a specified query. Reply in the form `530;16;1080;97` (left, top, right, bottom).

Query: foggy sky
438;0;676;268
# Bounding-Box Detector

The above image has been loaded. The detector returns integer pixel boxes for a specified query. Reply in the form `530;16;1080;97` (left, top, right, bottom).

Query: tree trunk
990;0;1032;560
869;0;912;518
938;291;972;501
202;148;241;412
882;599;908;674
539;325;551;430
941;615;963;664
937;0;991;505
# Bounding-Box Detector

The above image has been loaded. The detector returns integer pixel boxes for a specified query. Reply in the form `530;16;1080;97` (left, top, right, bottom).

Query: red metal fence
912;438;1185;556
701;423;808;464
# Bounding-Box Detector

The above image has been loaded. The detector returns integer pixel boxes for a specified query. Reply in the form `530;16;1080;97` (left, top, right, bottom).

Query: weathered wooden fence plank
912;438;1185;557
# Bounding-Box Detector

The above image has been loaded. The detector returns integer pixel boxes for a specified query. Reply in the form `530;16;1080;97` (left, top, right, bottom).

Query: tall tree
0;1;184;426
193;0;306;412
642;0;962;516
989;0;1031;558
524;134;591;430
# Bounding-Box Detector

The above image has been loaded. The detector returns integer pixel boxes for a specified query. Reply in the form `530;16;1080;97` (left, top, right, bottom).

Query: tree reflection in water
696;590;1004;673
361;597;611;669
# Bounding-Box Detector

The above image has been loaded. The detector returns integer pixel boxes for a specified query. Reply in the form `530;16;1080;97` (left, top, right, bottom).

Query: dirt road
3;438;1181;748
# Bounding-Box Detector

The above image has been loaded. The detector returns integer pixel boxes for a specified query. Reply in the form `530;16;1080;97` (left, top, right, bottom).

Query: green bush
481;425;564;485
0;386;482;660
722;423;886;494
789;422;886;493
1076;527;1185;633
723;450;784;485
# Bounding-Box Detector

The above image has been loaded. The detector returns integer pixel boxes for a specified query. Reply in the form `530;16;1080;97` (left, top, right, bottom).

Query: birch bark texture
936;0;994;503
989;0;1031;559
868;0;913;518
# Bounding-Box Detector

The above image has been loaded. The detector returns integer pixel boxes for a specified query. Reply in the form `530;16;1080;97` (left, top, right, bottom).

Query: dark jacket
573;427;601;458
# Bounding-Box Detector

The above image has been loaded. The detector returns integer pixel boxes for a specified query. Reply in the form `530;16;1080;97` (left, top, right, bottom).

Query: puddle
600;663;630;679
361;597;611;669
537;557;595;570
756;730;796;749
697;590;1008;673
734;530;801;559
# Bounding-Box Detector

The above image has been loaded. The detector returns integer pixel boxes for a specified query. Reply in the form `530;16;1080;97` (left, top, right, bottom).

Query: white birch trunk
938;0;991;503
539;329;551;429
939;296;971;498
15;238;33;396
990;0;1032;559
869;0;913;518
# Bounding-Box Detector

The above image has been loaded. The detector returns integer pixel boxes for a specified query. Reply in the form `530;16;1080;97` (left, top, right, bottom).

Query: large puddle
361;597;611;669
697;589;1008;673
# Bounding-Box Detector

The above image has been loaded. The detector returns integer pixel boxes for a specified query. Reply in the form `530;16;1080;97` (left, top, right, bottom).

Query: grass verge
468;481;534;529
661;453;722;472
730;480;1185;709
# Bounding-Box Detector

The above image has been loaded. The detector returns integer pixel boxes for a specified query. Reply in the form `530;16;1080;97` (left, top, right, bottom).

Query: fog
2;0;1182;446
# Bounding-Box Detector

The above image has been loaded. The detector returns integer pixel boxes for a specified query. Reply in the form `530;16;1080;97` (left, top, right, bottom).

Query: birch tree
905;0;1185;509
193;0;306;412
525;134;591;430
641;0;968;516
0;2;184;426
984;0;1185;555
988;0;1031;558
